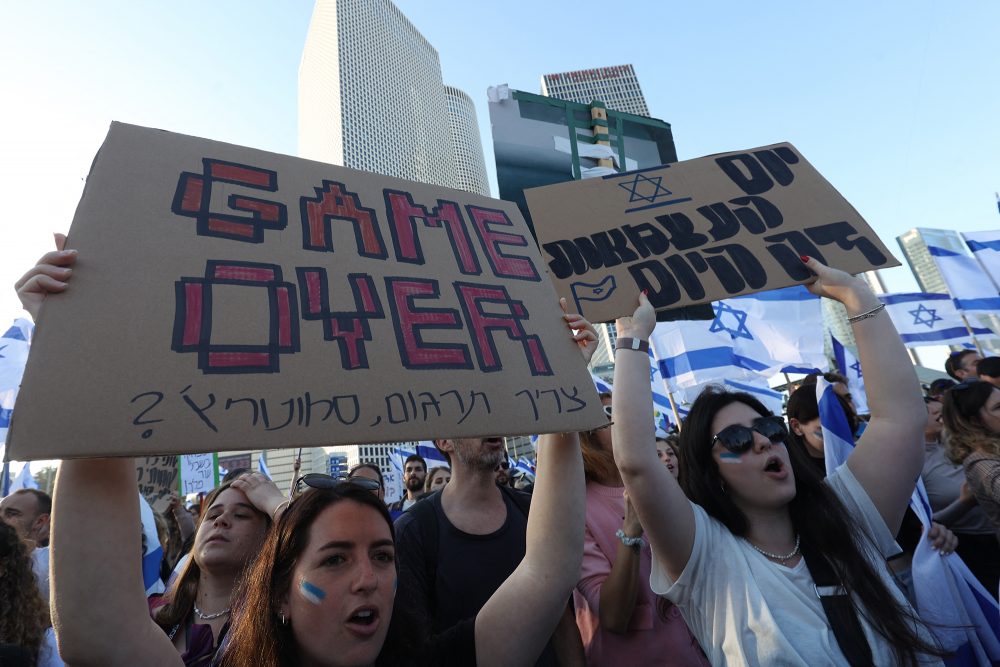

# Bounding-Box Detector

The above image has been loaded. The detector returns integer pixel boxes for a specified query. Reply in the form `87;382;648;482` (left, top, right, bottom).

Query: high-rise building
540;64;650;116
897;227;1000;354
299;0;458;188
444;85;490;197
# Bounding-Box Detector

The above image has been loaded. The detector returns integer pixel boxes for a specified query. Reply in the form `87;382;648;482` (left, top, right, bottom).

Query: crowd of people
2;247;1000;666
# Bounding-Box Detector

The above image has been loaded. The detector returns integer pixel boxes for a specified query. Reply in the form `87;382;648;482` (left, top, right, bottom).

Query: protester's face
403;462;426;492
0;492;44;543
924;401;943;438
656;441;679;478
429;470;450;490
790;417;824;458
283;500;395;667
495;461;511;486
450;437;505;472
956;353;983;380
349;468;384;502
710;402;795;510
977;387;1000;435
193;488;268;572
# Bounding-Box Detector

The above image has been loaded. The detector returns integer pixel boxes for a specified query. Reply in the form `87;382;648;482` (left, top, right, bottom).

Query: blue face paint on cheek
718;452;743;464
300;580;326;605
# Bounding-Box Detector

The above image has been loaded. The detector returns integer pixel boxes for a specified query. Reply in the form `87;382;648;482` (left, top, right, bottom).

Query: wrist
615;529;645;550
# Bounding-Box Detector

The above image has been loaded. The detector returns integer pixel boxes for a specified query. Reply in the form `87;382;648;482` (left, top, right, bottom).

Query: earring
719;480;727;494
279;612;287;625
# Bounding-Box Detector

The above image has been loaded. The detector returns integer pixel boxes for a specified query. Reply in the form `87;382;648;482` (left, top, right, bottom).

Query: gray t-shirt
922;442;995;534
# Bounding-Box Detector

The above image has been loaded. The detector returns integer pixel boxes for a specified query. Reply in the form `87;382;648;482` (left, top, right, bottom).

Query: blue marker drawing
300;580;326;605
718;452;743;464
570;275;616;316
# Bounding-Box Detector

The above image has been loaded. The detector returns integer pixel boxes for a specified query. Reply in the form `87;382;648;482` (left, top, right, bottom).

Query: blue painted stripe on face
300;580;326;605
718;452;743;464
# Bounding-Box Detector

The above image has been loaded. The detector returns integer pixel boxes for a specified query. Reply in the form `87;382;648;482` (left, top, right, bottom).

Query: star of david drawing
618;172;673;203
908;303;942;329
0;345;6;359
850;360;862;379
709;302;754;340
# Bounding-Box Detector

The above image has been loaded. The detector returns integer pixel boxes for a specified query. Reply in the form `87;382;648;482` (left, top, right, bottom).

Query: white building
299;0;458;188
541;64;650;116
444;85;490;197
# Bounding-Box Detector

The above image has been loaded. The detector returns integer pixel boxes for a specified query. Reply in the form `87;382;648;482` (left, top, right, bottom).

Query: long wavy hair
220;483;422;667
678;386;942;666
0;521;48;664
153;481;271;631
941;380;1000;463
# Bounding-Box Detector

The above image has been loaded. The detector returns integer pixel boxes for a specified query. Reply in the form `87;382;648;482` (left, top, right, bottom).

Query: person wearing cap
976;356;1000;389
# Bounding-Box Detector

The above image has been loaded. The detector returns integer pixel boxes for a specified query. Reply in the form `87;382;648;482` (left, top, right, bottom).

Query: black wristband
615;337;649;353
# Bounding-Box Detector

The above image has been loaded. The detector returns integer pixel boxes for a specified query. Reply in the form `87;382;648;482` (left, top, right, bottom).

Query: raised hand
560;297;599;364
15;233;75;320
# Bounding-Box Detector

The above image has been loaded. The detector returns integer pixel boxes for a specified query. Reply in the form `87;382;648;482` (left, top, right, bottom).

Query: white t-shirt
31;545;50;603
650;464;943;666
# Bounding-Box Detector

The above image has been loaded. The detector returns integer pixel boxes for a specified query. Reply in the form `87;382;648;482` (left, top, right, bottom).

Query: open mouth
763;457;785;476
349;608;377;625
345;606;380;637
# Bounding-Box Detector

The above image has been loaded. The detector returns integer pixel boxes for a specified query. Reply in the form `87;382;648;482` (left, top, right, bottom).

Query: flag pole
667;391;683;432
782;372;793;393
960;314;986;357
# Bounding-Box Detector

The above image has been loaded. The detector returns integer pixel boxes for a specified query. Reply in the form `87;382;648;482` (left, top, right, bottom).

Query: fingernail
800;255;810;263
641;289;648;296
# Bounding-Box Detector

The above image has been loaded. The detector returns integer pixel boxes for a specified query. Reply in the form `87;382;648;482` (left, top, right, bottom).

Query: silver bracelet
616;529;645;549
847;302;885;324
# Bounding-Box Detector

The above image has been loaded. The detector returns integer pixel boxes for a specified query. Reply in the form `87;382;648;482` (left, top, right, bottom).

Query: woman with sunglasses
613;257;944;666
941;379;1000;548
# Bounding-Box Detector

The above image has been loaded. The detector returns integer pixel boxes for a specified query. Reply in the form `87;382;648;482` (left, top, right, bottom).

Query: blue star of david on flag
849;359;862;379
909;303;942;329
618;173;673;203
709;302;754;340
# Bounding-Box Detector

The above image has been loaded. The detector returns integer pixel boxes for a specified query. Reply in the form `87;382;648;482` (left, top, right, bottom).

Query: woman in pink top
574;393;709;666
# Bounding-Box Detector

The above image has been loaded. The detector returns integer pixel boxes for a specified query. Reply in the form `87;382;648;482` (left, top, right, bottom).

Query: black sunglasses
292;473;381;499
603;405;613;418
711;416;788;454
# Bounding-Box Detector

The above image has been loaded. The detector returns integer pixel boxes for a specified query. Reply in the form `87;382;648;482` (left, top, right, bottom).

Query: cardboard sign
525;143;900;323
179;453;219;496
136;455;178;510
8;123;604;460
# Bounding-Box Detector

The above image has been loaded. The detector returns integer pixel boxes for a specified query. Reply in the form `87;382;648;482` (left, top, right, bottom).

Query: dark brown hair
0;521;48;664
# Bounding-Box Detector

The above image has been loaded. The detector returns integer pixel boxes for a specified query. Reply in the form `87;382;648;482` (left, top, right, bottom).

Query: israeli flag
415;441;451;468
139;493;165;596
722;378;784;416
831;336;869;416
963;230;1000;288
880;293;996;346
256;452;272;480
647;353;678;429
591;372;613;395
7;463;39;492
0;319;33;459
722;286;828;376
650;320;744;391
515;457;535;477
926;244;1000;312
816;379;1000;663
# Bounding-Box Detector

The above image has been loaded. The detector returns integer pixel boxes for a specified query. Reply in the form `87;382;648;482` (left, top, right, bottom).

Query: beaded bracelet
847;302;885;324
616;529;646;549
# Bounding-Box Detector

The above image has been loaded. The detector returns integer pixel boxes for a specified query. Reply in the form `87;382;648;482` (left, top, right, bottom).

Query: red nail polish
641;289;648;296
800;255;810;263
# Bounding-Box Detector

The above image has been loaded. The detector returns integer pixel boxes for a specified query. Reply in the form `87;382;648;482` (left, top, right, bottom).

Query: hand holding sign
15;236;75;321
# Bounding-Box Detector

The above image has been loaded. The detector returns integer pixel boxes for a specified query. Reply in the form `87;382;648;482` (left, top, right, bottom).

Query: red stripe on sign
356;277;375;312
179;176;204;213
209;163;272;187
276;287;292;346
208;352;271;368
305;271;323;313
207;217;255;238
213;265;275;282
232;197;282;223
183;283;203;346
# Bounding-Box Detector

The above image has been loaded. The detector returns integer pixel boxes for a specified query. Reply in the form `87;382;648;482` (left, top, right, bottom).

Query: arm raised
612;293;695;583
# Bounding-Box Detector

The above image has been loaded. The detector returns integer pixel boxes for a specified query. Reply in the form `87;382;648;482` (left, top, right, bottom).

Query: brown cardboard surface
136;455;178;509
8;123;605;460
525;143;900;323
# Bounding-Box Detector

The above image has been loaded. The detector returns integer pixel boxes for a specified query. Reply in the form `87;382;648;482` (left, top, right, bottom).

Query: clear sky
1;0;998;351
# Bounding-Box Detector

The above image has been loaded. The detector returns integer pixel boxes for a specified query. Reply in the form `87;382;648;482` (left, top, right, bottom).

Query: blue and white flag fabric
880;293;996;347
831;336;869;416
963;230;1000;288
647;352;678;430
257;452;272;480
415;441;450;468
0;319;33;465
139;493;165;596
650;320;748;392
515;457;535;477
591;372;613;395
721;286;828;376
926;244;1000;313
7;464;38;492
723;378;784;416
817;378;1000;663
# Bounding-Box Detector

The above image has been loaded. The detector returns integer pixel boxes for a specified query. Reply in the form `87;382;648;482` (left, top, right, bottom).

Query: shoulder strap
798;538;874;667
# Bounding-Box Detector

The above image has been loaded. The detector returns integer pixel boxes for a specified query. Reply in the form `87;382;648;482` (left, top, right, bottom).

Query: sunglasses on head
711;416;788;454
292;473;381;499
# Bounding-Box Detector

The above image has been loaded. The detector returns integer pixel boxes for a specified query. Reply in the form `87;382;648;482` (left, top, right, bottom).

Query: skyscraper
540;64;650;116
298;0;458;188
444;85;490;196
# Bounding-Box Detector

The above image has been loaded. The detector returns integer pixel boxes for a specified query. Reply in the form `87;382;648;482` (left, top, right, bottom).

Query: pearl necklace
193;603;231;620
746;534;801;562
